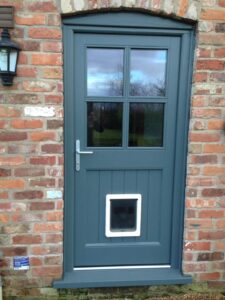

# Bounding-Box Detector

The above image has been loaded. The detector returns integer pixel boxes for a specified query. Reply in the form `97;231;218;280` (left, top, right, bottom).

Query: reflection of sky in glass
130;50;167;96
87;49;124;96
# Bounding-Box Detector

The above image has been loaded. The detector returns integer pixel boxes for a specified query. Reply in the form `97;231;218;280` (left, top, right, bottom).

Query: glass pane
129;103;164;147
87;102;123;147
110;199;137;231
9;50;17;72
0;49;8;71
130;50;167;96
87;48;124;96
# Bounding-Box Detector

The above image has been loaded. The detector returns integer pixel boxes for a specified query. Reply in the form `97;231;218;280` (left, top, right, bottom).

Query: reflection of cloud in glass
130;50;167;96
87;49;124;96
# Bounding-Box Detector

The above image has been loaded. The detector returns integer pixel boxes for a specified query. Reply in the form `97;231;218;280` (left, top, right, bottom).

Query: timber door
58;11;194;287
74;33;180;267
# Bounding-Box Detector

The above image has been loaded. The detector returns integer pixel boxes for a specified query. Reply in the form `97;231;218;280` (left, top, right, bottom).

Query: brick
30;156;56;165
0;179;25;189
196;60;225;70
201;9;225;20
203;166;225;175
13;235;42;244
218;0;225;6
199;34;225;45
209;97;225;106
42;41;62;52
32;54;62;66
45;234;62;243
189;132;220;142
2;224;30;234
3;247;27;257
0;169;11;177
28;28;61;39
208;120;225;130
199;231;225;240
193;120;206;130
33;223;63;233
11;119;43;129
17;67;37;78
0;132;27;141
198;272;220;281
12;213;43;223
30;178;55;187
27;1;58;12
192;108;221;118
0;192;8;199
30;202;54;211
0;203;11;211
202;189;225;197
44;255;61;265
215;23;225;32
0;120;6;129
199;210;224;218
43;67;63;79
0;214;9;223
0;106;20;117
198;48;211;58
56;200;63;210
216;242;225;250
194;72;208;82
187;219;212;229
31;245;62;255
48;14;61;26
190;155;217;164
32;266;62;277
210;72;225;82
11;203;27;212
204;144;225;153
186;199;217;208
46;211;63;221
15;15;46;25
42;144;63;153
184;262;207;273
30;257;43;267
178;0;188;16
14;190;44;200
214;48;225;57
184;242;211;251
9;144;37;154
187;178;213;187
216;220;225;228
20;40;40;51
14;168;45;178
18;52;28;64
47;119;63;129
30;132;56;141
23;81;55;92
8;94;40;105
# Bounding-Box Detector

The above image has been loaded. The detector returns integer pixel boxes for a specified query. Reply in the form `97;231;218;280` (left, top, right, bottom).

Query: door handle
76;139;93;171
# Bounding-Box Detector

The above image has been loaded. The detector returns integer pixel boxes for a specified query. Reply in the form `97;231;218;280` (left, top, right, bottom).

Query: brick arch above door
60;0;200;22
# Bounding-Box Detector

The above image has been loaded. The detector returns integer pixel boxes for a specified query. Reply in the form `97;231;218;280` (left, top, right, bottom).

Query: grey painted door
74;33;181;267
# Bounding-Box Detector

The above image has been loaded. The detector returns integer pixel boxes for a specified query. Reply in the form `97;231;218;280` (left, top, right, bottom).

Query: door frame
54;11;195;288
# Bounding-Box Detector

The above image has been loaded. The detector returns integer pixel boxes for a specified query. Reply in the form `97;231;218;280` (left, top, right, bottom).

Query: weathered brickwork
0;0;224;298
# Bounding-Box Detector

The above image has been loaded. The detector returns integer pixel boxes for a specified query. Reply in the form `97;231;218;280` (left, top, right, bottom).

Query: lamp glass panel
9;50;17;72
0;49;8;71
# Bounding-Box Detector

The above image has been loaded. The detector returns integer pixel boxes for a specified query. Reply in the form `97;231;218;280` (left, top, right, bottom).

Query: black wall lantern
0;28;20;86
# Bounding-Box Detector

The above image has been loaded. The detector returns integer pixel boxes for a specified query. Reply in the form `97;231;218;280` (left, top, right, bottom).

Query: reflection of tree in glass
130;79;165;97
108;64;123;96
129;103;164;147
87;102;123;147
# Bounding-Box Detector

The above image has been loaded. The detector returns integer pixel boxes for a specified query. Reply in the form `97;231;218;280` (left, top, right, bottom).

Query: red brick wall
0;0;224;297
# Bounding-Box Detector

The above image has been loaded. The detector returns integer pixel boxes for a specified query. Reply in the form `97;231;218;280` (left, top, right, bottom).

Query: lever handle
76;140;93;171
